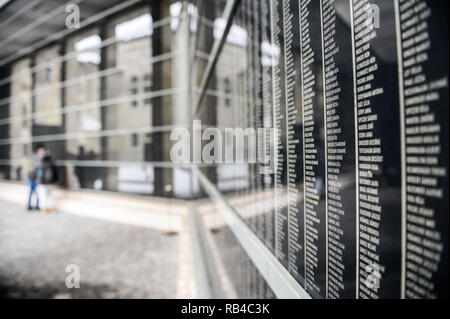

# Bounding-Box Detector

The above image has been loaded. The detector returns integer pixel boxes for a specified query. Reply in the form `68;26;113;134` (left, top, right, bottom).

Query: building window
45;64;52;82
144;86;151;105
224;78;231;107
131;88;138;107
22;105;27;127
132;133;139;147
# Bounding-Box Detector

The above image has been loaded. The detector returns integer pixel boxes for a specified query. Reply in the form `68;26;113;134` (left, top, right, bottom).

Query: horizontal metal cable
195;50;211;61
0;0;144;68
0;86;188;127
0;50;181;108
0;36;114;88
198;15;215;28
55;160;196;169
0;13;181;88
0;0;43;31
203;88;246;102
0;159;199;169
0;0;84;49
0;124;179;146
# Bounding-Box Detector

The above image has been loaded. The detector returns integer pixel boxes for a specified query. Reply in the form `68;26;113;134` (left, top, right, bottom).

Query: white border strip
319;0;329;299
269;0;279;260
0;0;11;9
393;0;406;299
349;0;360;299
195;167;311;299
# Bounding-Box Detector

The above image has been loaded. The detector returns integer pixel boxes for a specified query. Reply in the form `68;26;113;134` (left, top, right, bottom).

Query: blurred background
1;0;447;300
0;0;277;299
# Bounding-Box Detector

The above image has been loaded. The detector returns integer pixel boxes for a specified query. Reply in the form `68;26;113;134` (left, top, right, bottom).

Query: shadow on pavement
0;275;119;299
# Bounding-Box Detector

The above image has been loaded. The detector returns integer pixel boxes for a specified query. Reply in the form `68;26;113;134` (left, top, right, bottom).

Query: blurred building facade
0;0;272;299
0;0;448;299
0;0;201;198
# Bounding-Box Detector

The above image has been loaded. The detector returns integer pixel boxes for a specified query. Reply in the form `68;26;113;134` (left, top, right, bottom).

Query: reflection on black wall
198;0;449;299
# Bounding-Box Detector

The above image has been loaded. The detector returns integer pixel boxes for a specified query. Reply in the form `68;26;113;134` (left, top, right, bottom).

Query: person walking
31;146;59;213
26;144;46;211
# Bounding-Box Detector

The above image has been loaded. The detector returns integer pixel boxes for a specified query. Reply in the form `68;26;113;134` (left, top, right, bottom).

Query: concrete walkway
0;183;196;299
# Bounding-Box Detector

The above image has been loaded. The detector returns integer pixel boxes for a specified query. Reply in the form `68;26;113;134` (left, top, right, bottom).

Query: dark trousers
28;179;39;209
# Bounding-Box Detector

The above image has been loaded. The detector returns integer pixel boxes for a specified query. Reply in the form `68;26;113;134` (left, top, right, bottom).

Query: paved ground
0;200;180;299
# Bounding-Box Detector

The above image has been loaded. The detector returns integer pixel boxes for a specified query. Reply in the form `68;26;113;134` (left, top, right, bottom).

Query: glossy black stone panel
199;0;448;299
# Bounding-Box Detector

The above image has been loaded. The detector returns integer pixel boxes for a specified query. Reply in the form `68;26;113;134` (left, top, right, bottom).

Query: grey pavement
0;200;179;299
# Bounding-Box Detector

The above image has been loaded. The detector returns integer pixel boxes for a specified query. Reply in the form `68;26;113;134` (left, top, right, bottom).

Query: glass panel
65;29;102;167
8;58;32;181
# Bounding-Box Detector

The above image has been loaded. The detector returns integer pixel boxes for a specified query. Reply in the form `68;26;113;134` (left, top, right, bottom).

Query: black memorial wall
203;0;448;299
